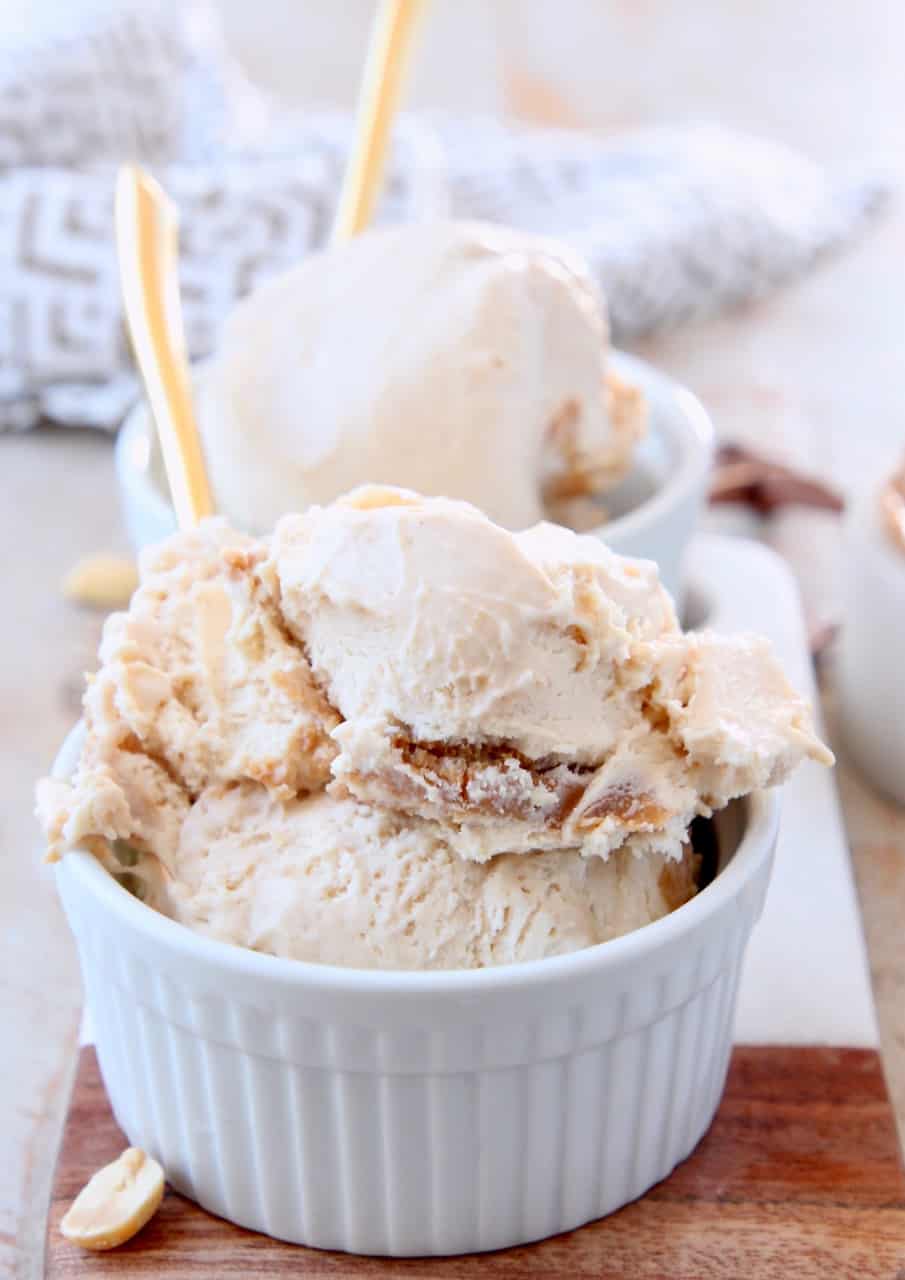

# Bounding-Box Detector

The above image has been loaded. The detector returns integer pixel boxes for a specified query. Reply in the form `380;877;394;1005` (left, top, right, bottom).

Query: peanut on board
62;553;139;610
60;1146;165;1250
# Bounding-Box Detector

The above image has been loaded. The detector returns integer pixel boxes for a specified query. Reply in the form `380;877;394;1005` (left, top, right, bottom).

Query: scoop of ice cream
125;788;699;969
270;488;677;762
38;489;832;969
37;519;339;865
269;487;833;861
197;220;643;532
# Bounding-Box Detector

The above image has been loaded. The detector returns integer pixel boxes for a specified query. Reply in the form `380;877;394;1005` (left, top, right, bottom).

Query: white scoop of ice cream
271;486;678;763
269;486;833;862
198;220;642;532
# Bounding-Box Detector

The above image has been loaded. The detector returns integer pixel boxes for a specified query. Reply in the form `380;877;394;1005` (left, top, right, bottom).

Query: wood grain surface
45;1046;905;1279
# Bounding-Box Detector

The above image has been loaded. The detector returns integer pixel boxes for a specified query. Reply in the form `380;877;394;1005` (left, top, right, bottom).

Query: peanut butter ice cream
197;221;644;533
98;788;698;968
38;488;831;969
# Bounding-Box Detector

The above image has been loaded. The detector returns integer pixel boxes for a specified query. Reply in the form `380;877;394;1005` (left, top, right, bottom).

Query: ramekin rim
598;350;715;543
115;350;715;543
115;395;173;529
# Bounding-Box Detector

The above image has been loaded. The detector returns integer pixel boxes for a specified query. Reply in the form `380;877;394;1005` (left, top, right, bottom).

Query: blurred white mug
837;484;905;808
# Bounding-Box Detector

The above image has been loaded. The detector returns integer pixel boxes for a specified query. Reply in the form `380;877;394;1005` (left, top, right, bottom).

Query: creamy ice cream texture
197;221;644;533
38;489;831;969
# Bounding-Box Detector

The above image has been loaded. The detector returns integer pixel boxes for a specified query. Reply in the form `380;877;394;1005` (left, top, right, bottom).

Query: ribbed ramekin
52;728;778;1256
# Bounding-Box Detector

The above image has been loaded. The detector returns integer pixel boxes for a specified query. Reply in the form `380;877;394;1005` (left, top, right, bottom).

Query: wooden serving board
46;1046;905;1278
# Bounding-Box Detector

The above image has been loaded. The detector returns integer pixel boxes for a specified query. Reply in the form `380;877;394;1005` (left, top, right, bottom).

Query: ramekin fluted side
56;797;773;1257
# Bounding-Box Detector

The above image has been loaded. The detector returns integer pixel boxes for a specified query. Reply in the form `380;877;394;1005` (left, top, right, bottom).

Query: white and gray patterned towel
0;0;236;170
0;4;890;432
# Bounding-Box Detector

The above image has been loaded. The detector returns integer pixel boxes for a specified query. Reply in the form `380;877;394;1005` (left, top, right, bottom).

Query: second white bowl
115;350;713;602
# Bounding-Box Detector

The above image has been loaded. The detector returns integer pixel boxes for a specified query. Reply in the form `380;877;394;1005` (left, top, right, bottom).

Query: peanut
62;554;139;610
60;1146;164;1250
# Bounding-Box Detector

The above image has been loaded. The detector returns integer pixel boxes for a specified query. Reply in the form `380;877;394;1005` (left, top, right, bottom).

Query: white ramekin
114;351;714;602
592;352;714;599
52;727;778;1256
837;487;905;806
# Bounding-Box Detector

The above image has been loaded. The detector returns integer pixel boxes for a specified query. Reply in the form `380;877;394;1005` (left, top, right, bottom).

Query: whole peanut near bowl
51;729;779;1256
114;351;714;603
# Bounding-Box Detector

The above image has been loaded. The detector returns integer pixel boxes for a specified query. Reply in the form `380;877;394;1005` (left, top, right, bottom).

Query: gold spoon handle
115;165;213;530
332;0;427;243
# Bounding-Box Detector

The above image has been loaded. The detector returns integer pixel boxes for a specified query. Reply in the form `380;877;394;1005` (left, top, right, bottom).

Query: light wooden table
5;4;905;1276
